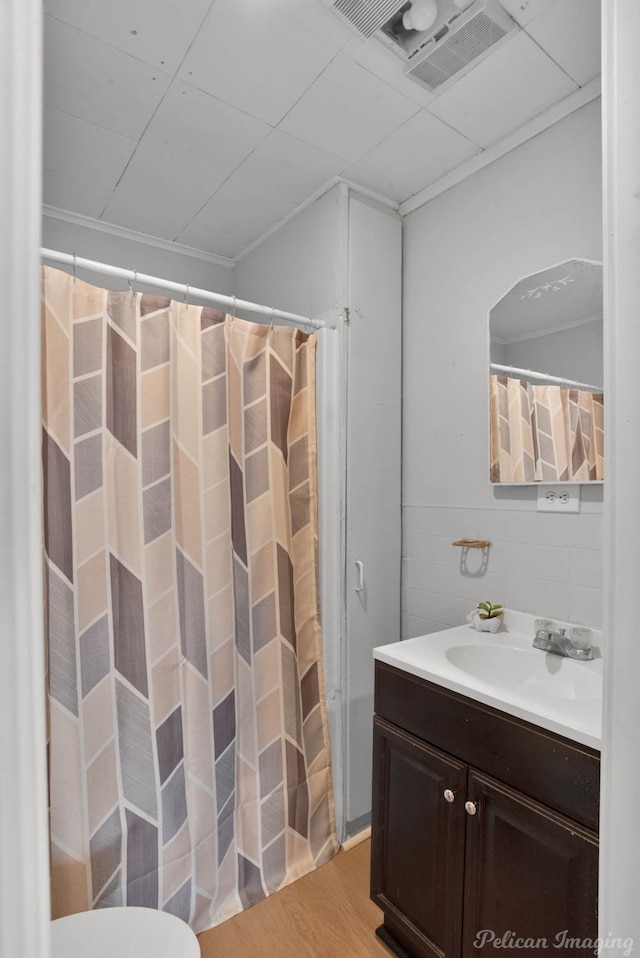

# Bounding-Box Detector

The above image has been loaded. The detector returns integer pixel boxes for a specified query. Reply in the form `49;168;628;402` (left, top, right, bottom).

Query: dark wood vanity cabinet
371;662;600;958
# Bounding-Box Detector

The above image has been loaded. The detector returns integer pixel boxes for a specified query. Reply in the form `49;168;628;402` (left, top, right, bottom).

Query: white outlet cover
537;485;581;513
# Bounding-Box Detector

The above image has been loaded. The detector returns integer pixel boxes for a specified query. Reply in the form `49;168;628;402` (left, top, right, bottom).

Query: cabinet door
462;770;599;957
371;716;467;958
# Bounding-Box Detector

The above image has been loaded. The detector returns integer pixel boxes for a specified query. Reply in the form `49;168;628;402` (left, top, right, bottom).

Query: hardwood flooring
197;839;391;958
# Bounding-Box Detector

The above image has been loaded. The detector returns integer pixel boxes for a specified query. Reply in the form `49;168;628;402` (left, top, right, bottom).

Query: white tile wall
402;504;604;640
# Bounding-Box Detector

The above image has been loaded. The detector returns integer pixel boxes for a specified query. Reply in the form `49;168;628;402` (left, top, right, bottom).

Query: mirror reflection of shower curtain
42;266;337;934
490;375;604;483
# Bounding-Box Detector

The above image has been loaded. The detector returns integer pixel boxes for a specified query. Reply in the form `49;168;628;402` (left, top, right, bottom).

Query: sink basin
373;611;603;749
445;644;601;701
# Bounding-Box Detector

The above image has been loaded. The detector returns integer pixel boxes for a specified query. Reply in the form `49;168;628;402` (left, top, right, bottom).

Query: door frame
599;0;640;946
0;1;51;956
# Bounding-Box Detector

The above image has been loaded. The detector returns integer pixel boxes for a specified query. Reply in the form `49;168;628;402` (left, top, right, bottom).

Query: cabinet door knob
443;789;455;803
465;801;477;816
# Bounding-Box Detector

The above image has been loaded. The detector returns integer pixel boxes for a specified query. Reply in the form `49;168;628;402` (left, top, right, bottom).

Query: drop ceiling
42;0;601;261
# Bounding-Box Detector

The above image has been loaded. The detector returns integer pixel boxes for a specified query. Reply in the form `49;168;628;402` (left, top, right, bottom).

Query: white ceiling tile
226;130;347;205
44;0;212;72
43;107;136;190
177;130;347;257
141;81;270;175
498;0;558;26
427;32;577;149
268;0;353;48
41;0;598;259
177;210;266;261
341;36;435;108
43;168;112;219
178;0;336;125
525;0;601;87
101;189;202;242
115;144;220;209
279;54;419;164
345;110;481;203
43;16;171;138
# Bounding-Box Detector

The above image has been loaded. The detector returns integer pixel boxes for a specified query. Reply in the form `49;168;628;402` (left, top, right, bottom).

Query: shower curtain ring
129;270;137;300
184;283;190;306
72;252;77;284
232;295;236;321
269;307;275;339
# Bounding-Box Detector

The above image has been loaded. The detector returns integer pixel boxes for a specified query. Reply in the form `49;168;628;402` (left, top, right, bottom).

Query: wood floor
197;839;391;958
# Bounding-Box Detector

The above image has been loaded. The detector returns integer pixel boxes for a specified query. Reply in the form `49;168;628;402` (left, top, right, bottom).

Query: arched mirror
489;258;604;484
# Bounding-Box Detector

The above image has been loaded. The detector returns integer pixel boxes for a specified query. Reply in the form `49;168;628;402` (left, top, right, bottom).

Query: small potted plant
470;600;504;633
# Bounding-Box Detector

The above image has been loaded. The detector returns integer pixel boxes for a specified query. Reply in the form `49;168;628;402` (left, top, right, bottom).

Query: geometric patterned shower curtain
42;266;337;934
490;374;604;483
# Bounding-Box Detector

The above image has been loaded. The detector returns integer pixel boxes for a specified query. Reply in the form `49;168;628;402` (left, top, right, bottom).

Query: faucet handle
569;627;592;653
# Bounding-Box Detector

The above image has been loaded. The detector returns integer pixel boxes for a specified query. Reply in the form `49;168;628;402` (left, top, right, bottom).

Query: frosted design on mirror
489;259;604;485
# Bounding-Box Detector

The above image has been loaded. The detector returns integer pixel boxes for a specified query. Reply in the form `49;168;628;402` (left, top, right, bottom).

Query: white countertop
374;610;603;750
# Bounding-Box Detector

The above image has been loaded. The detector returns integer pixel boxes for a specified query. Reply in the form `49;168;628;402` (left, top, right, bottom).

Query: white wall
403;99;604;636
234;187;345;319
42;213;234;296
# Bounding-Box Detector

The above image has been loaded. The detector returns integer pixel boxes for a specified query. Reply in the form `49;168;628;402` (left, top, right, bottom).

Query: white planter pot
470;611;503;633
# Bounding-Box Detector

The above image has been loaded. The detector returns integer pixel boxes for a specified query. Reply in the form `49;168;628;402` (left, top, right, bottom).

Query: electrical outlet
537;486;580;513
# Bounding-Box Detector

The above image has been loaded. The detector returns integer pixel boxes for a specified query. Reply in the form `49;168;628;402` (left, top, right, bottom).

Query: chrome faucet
532;627;593;661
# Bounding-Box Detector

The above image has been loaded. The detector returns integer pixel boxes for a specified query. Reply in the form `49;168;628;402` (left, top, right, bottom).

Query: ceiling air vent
322;0;406;41
402;0;517;92
324;0;518;91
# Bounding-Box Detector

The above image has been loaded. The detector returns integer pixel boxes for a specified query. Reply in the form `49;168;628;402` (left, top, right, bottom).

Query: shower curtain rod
41;248;326;330
490;363;603;393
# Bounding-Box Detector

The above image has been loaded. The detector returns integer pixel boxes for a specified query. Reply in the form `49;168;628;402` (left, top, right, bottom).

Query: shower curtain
42;266;337;933
490;374;604;483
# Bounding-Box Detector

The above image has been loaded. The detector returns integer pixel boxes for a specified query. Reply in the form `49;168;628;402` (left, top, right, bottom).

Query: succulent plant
477;600;503;620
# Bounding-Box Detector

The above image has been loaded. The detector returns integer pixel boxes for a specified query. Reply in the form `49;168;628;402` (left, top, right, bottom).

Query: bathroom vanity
370;614;602;958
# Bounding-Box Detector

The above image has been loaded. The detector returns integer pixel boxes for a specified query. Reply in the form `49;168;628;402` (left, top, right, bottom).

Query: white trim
600;0;640;946
316;182;350;844
338;176;400;212
316;313;348;845
235;176;400;263
0;0;50;955
340;826;371;852
400;78;602;217
44;177;400;270
42;204;236;268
